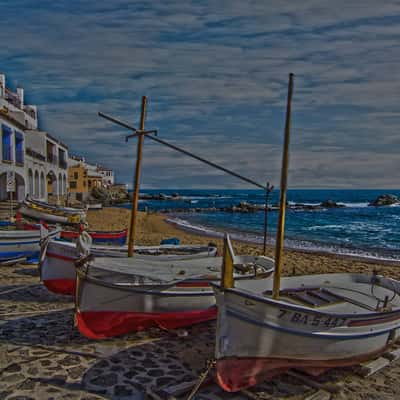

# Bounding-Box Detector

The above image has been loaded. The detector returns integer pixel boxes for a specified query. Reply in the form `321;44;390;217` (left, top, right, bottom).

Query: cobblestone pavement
2;263;400;400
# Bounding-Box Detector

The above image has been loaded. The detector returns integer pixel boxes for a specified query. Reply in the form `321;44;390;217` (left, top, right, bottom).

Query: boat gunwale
75;259;273;297
211;273;400;319
76;269;216;297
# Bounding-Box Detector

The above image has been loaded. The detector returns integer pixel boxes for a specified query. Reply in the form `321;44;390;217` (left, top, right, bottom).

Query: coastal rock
320;199;345;208
369;194;400;207
90;187;112;206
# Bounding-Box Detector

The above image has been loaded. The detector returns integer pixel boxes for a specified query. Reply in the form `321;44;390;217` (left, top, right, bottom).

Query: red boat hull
76;307;217;339
43;278;75;296
216;347;389;392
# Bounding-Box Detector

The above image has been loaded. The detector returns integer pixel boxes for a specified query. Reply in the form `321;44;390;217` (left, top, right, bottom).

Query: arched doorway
34;170;39;198
46;171;57;196
40;172;45;199
0;172;25;201
28;169;33;196
63;174;67;194
58;173;63;195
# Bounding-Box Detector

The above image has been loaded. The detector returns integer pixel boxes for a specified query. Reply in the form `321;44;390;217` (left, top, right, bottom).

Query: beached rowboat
19;198;86;225
21;222;127;246
60;229;127;245
213;272;400;392
0;227;60;263
40;238;218;295
74;251;274;339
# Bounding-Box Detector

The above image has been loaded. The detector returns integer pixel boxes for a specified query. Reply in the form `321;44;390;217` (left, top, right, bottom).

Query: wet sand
1;207;400;399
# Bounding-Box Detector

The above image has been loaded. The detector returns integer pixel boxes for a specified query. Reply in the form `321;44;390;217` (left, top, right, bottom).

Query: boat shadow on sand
0;311;353;399
0;311;221;399
0;283;72;308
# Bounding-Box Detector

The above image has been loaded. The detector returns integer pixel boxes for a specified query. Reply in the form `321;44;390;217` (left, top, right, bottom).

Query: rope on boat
186;359;216;400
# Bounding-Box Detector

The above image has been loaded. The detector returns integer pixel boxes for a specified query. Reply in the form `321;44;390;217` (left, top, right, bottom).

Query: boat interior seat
263;286;380;311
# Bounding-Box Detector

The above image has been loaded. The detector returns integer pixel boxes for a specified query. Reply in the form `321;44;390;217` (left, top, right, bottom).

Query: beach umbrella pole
272;73;294;299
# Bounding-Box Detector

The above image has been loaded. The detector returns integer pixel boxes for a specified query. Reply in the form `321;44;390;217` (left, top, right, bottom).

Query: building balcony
59;159;68;169
26;147;46;162
23;105;36;120
5;88;21;109
47;154;58;165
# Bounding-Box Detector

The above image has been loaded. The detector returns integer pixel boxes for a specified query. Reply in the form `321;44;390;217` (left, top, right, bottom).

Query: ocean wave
166;217;400;262
337;202;369;208
307;224;344;231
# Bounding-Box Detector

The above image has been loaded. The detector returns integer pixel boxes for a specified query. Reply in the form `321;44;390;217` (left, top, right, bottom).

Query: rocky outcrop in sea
369;194;400;207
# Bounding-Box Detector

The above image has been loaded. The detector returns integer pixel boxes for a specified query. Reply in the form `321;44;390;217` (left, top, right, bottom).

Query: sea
122;189;400;262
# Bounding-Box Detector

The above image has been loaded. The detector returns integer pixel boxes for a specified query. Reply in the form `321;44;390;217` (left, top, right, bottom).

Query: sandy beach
1;207;400;399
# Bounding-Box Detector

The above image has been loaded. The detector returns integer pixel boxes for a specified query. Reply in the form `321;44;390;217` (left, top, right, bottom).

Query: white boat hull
75;255;274;339
40;239;219;295
213;273;400;391
0;229;60;263
19;199;86;224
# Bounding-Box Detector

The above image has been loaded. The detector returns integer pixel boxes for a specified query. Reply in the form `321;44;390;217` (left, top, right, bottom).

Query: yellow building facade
68;159;104;202
68;163;88;202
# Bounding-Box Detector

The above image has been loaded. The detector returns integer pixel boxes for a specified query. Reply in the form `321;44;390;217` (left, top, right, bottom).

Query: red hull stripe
60;230;127;240
349;314;400;327
46;252;76;262
43;279;75;296
76;307;217;339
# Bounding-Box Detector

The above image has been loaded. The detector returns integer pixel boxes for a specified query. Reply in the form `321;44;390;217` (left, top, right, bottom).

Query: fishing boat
20;221;127;246
19;197;86;225
213;272;400;391
87;203;103;210
74;241;274;339
213;74;400;392
60;228;127;245
0;226;60;263
39;236;218;295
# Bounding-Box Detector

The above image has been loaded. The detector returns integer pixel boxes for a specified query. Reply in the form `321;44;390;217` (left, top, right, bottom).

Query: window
2;124;13;161
74;172;78;179
15;131;24;165
88;180;92;188
70;181;77;189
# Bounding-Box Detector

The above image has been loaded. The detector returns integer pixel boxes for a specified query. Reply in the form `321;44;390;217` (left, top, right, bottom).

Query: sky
1;0;400;189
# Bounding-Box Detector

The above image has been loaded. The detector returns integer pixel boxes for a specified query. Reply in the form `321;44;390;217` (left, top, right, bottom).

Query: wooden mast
127;96;147;257
221;233;235;289
272;73;294;299
263;182;274;256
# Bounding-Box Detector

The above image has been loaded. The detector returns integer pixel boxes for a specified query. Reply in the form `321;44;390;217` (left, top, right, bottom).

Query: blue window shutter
2;124;13;161
15;131;24;164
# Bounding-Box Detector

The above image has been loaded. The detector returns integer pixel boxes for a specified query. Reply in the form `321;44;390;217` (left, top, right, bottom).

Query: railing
5;88;21;109
26;147;46;162
23;105;36;120
47;153;58;165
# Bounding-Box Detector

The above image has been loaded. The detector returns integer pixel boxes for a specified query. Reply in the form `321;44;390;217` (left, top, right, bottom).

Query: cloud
1;1;400;188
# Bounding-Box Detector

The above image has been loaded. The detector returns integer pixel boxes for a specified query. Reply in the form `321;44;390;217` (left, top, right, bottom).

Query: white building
97;165;114;186
25;130;68;202
0;73;38;201
0;73;68;203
